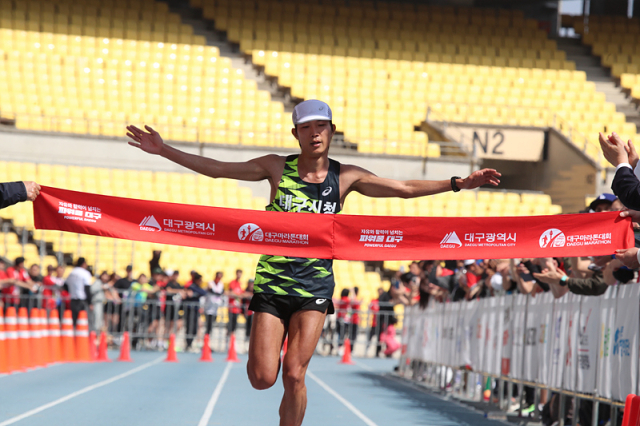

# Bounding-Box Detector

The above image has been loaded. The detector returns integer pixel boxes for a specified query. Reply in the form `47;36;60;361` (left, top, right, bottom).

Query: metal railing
1;293;405;358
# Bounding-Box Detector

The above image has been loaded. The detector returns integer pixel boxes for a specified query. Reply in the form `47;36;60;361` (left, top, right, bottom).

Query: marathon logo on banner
34;186;635;261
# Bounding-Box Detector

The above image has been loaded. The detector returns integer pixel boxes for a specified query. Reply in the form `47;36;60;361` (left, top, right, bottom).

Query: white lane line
0;356;164;426
307;370;379;426
197;362;233;426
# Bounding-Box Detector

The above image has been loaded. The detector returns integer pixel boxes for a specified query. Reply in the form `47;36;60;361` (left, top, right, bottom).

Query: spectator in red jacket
6;257;34;308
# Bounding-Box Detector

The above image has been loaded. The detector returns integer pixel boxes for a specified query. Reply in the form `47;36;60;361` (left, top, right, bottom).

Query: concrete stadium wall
0;128;471;198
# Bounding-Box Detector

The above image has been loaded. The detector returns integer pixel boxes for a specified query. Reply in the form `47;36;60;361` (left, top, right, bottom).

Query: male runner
126;99;500;426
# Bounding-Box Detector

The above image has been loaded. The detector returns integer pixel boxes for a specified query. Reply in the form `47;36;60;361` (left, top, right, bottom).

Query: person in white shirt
204;271;224;337
65;257;93;325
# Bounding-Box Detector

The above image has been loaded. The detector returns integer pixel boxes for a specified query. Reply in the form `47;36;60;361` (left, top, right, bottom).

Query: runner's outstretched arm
126;125;282;182
340;165;501;199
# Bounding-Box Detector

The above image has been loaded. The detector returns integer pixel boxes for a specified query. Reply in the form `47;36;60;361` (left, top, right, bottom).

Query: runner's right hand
126;125;164;155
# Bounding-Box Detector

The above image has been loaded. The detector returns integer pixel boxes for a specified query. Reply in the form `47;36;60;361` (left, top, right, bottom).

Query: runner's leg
247;312;286;390
279;309;326;426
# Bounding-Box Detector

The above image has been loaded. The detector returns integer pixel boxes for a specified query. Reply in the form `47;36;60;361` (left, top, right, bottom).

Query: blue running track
0;352;507;426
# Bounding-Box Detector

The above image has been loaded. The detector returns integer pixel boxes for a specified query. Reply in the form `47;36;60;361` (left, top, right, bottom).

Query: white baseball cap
292;99;332;125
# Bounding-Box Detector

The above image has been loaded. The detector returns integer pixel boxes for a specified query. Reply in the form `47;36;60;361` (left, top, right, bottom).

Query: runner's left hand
460;169;501;190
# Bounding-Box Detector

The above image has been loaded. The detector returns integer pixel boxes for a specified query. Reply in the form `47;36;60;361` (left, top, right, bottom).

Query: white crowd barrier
402;283;640;402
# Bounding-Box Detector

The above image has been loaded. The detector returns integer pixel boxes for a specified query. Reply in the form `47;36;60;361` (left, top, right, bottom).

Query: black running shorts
248;293;334;325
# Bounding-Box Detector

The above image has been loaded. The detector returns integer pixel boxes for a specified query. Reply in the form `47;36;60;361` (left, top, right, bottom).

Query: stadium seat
180;1;631;165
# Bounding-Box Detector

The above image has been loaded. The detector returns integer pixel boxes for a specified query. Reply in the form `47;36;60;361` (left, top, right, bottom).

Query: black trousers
184;306;199;349
228;312;238;335
348;323;358;350
337;319;347;345
70;299;87;326
205;313;216;335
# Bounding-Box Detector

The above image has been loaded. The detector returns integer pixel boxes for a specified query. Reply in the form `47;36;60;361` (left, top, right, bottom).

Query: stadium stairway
164;0;294;111
556;36;640;133
163;0;356;150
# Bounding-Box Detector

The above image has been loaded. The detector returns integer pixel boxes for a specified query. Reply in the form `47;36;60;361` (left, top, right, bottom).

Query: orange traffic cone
61;310;75;362
97;332;111;362
117;331;133;362
0;310;7;374
622;394;639;426
48;309;62;364
38;309;50;367
17;307;33;369
5;307;21;373
226;334;240;363
281;335;288;362
199;334;213;362
340;338;355;365
165;333;179;362
29;308;43;368
75;311;91;362
89;331;97;361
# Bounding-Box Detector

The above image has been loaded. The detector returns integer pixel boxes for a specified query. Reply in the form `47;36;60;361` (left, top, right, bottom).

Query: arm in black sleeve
612;167;640;210
567;272;608;296
0;182;27;209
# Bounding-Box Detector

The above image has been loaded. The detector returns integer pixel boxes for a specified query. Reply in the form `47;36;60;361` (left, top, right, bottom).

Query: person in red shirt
348;286;361;353
0;259;17;309
41;265;62;311
335;288;351;349
6;257;34;308
226;269;244;339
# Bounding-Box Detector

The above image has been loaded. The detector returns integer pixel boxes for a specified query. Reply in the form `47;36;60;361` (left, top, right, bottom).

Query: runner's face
293;120;334;156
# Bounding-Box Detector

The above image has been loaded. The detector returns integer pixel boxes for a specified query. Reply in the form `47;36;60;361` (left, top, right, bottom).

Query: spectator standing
365;288;382;355
243;279;254;341
7;257;33;309
377;285;396;357
588;193;616;212
348;287;361;352
336;288;350;348
41;265;61;311
114;265;134;293
462;260;486;300
65;257;93;325
28;264;42;283
129;274;155;348
149;250;162;276
204;271;224;337
164;270;183;339
113;265;134;332
0;259;16;310
146;268;166;348
90;271;110;332
54;265;70;315
26;263;43;309
184;273;206;352
104;273;122;337
226;269;244;339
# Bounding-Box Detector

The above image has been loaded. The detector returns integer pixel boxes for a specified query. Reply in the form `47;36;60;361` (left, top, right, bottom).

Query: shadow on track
355;372;508;426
